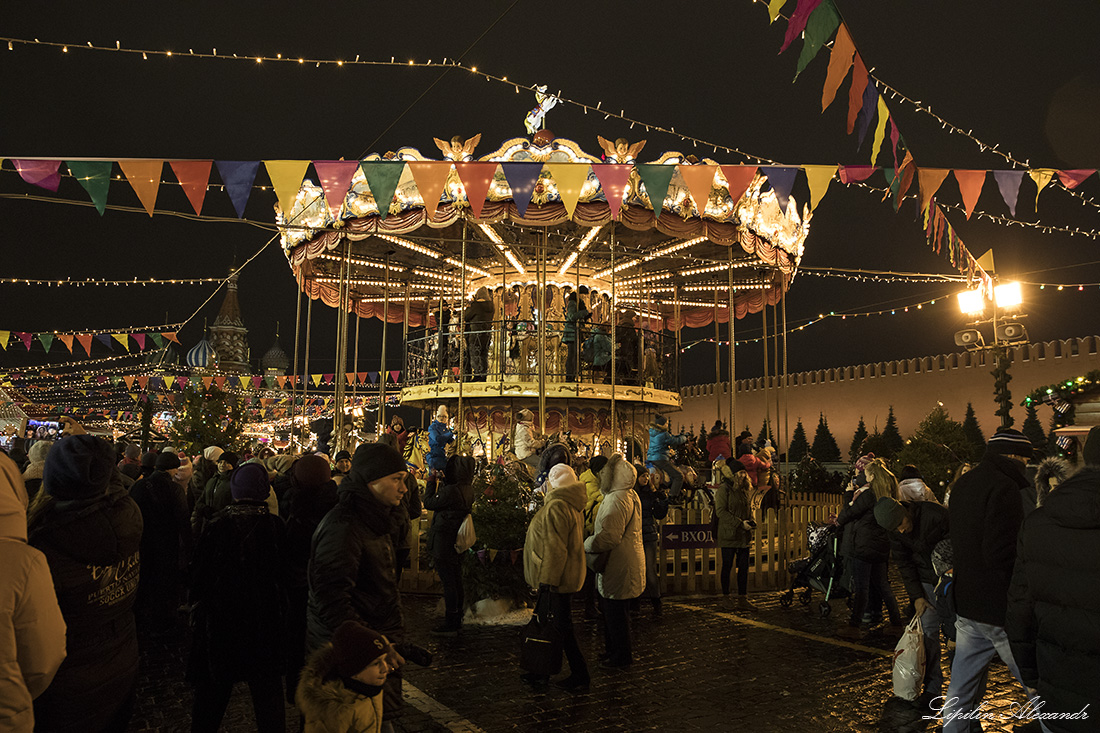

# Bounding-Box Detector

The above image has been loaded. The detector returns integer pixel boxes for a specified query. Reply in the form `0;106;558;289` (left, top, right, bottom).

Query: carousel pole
333;241;351;452
459;222;467;448
773;292;782;450
437;283;444;400
609;223;617;451
352;298;360;404
674;284;681;396
379;253;391;432
781;283;790;479
762;297;771;443
713;288;720;426
302;296;313;446
291;277;302;437
537;228;547;435
727;246;736;435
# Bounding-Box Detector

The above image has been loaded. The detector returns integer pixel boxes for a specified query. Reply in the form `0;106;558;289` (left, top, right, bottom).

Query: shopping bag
519;588;562;676
892;614;926;701
454;513;476;553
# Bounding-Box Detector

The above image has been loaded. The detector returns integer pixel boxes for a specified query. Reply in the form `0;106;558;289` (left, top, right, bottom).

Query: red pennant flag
592;164;633;219
313;160;360;220
838;166;877;184
76;334;93;355
1058;169;1095;189
137;376;149;389
455;162;498;219
847;54;869;135
133;333;146;351
781;0;824;53
214;376;226;389
13;160;63;191
358;372;369;384
252;376;263;389
170;161;212;215
719;166;758;204
119;160;163;216
177;376;189;389
390;370;401;384
15;332;32;350
323;373;334;384
408;162;453;220
953;170;987;219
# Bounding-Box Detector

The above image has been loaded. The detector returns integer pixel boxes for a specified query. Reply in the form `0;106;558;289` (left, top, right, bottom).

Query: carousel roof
277;134;811;327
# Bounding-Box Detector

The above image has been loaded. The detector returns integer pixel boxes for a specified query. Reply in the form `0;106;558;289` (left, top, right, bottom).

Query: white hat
548;463;578;489
435;405;449;421
203;446;225;462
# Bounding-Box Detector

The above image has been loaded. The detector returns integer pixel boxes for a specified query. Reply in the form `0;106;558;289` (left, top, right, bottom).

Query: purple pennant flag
14;160;62;192
856;82;878;149
215;161;260;218
368;372;379;385
993;171;1025;217
149;376;162;390
760;166;799;214
94;333;114;350
501;162;544;217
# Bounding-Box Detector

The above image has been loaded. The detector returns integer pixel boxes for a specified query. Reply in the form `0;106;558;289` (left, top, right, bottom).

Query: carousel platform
399;378;682;409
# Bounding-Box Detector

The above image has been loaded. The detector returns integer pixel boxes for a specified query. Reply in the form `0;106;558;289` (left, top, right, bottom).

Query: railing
403;319;680;393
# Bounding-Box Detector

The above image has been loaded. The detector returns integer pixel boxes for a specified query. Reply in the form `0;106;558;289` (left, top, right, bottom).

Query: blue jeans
848;557;901;627
918;582;944;698
941;616;1032;733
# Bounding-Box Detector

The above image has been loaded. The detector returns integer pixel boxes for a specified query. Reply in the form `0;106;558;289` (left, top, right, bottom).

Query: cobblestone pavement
130;586;1039;732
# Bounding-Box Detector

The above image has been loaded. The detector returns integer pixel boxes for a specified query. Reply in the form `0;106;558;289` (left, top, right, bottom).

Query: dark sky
2;1;1099;404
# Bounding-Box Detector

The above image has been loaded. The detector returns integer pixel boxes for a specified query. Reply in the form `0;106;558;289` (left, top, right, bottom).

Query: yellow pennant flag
311;374;322;387
975;249;996;274
118;160;163;216
803;166;837;211
488;549;499;562
677;165;718;215
265;160;310;216
112;333;130;352
545;163;591;219
0;331;8;350
768;0;786;22
1029;168;1055;209
239;376;250;390
162;375;175;390
870;97;890;165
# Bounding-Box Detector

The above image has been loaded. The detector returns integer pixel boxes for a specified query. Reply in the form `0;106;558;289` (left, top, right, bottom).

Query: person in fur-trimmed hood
296;620;390;733
584;454;644;668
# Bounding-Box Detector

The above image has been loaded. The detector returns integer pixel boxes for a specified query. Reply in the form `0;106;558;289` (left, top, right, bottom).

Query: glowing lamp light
957;289;985;316
994;282;1023;309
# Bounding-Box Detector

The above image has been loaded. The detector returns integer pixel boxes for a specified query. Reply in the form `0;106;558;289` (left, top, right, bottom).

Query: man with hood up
464;286;495;381
0;453;66;732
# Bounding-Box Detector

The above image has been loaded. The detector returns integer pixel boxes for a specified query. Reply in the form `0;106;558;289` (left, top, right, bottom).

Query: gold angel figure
433;134;482;161
597;136;647;163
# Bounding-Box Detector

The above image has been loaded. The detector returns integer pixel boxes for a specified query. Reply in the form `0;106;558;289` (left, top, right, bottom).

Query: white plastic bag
892;614;926;701
454;514;476;553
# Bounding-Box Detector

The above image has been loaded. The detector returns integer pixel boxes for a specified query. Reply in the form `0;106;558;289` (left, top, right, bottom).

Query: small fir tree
881;406;905;458
1020;402;1046;456
172;385;243;455
757;419;773;446
810;413;842;462
849;417;869;463
789;420;810;462
895;406;971;499
862;429;889;461
962;402;986;461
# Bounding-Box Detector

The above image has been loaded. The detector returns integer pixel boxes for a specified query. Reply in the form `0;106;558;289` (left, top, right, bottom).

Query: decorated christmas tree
172;384;244;455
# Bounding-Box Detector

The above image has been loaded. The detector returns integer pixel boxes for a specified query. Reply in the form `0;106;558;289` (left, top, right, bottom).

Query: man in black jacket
875;496;949;702
1006;427;1100;730
941;428;1036;732
307;442;409;727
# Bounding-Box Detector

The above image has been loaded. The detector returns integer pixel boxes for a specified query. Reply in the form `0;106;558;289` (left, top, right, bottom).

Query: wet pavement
129;584;1040;732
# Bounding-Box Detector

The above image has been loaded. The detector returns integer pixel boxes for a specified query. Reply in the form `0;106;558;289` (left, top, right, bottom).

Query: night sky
2;1;1099;409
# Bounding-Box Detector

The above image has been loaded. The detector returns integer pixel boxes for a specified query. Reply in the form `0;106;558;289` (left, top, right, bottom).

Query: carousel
277;130;810;459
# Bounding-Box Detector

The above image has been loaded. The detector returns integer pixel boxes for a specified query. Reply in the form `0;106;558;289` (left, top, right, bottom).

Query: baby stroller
779;522;849;618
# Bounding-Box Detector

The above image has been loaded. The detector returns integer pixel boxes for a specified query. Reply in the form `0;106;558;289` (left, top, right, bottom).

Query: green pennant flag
67;160;113;215
359;162;405;219
150;332;164;348
636;164;676;214
795;0;841;80
37;333;54;352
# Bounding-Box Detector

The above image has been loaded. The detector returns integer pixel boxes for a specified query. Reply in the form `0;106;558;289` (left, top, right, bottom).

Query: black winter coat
635;481;669;544
889;501;949;604
306;479;403;653
1007;467;1100;729
463;298;495;331
284;478;340;590
188;501;288;685
836;488;890;563
29;475;143;733
423;455;474;560
130;470;191;575
949;452;1028;626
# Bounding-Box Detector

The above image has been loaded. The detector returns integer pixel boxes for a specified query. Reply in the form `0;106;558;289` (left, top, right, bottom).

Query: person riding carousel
427;406;454;477
514;408;546;473
647;415;688;500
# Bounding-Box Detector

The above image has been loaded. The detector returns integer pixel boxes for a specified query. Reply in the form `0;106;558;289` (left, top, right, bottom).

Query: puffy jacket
737;450;771;489
422;456;474;560
714;463;753;548
582;332;612;367
584;456;644;600
296;643;382;733
514;421;542;461
463;294;495;331
0;455;66;733
949;452;1028;626
1007;466;1100;729
706;432;733;462
562;300;590;344
635;479;669;545
888;501;949;604
427;420;453;473
647;427;686;463
897;478;940;503
836;488;890;563
579;469;602;535
307;479;402;653
524;477;587;593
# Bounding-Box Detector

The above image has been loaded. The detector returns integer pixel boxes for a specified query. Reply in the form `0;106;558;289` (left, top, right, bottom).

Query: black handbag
519;588;562;676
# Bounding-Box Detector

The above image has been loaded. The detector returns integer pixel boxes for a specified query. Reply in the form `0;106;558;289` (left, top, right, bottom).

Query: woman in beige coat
584;454;644;669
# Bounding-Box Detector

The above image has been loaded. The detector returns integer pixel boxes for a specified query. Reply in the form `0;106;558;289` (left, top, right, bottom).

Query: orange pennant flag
455;162;499;219
1029;168;1055;209
214;376;226;389
847;53;869;135
822;24;856;112
170;161;212;215
918;168;950;212
123;375;136;389
545;163;591;219
137;376;149;389
162;331;180;344
408;162;453;221
76;334;93;355
677;165;717;214
57;334;74;353
119;160;163;216
202;376;214;390
953;170;987;219
345;372;355;386
112;333;130;352
719;166;758;205
803;166;837;211
276;376;287;388
265;160;310;216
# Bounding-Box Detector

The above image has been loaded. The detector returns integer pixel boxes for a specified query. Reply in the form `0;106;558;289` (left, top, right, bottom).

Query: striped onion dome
186;338;218;368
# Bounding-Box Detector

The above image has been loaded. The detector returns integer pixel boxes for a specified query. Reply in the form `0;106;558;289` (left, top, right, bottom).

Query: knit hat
518;408;534;422
203;446;224;462
334;450;351;463
44;434;116;500
155;451;182;471
873;496;908;532
654;415;668;427
1083;426;1100;467
548;464;578;489
230;462;271;501
588;455;608;476
854;453;875;472
350;443;407;486
737;430;753;443
28;440;53;464
331;621;388;678
219;451;239;468
986;428;1034;460
124;443;141;461
899;464;922;481
292;454;332;490
141;451;158;468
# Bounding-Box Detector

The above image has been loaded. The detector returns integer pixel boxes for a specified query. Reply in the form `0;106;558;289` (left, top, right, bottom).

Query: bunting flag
760;166;799;214
953;170;987;219
14;159;62;192
780;0;824;54
795;0;839;80
678;165;718;214
345;372;355;386
544;163;590;219
37;333;54;352
67;160;112;215
118;160;163;216
215;160;260;218
993;170;1025;217
177;376;188;389
592;164;633;219
975;249;996;274
0;330;8;349
1029;168;1055;208
357;372;368;385
202;376;214;389
803;165;837;211
163;331;180;344
132;333;146;351
918;169;951;212
720;165;758;204
311;374;322;387
137;376;149;389
323;373;334;384
838;165;877;183
150;333;164;349
76;334;93;356
214;376;226;389
313;160;360;220
110;333;130;352
870;96;890;164
360;162;405;219
15;332;32;350
162;375;174;389
894;151;916;211
408;161;453;220
94;334;113;350
170;160;212;215
276;376;286;389
57;334;74;353
500;162;544;217
822;24;855;112
389;370;401;384
847;54;870;136
855;80;878;148
454;162;498;219
636;164;676;213
265;160;311;215
768;0;786;22
1058;169;1095;189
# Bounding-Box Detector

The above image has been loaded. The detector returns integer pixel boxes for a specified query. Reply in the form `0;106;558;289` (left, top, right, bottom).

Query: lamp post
955;282;1028;429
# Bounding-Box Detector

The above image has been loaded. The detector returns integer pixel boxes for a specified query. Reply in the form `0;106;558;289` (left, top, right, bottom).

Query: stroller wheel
819;601;831;618
800;588;813;606
779;591;793;608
